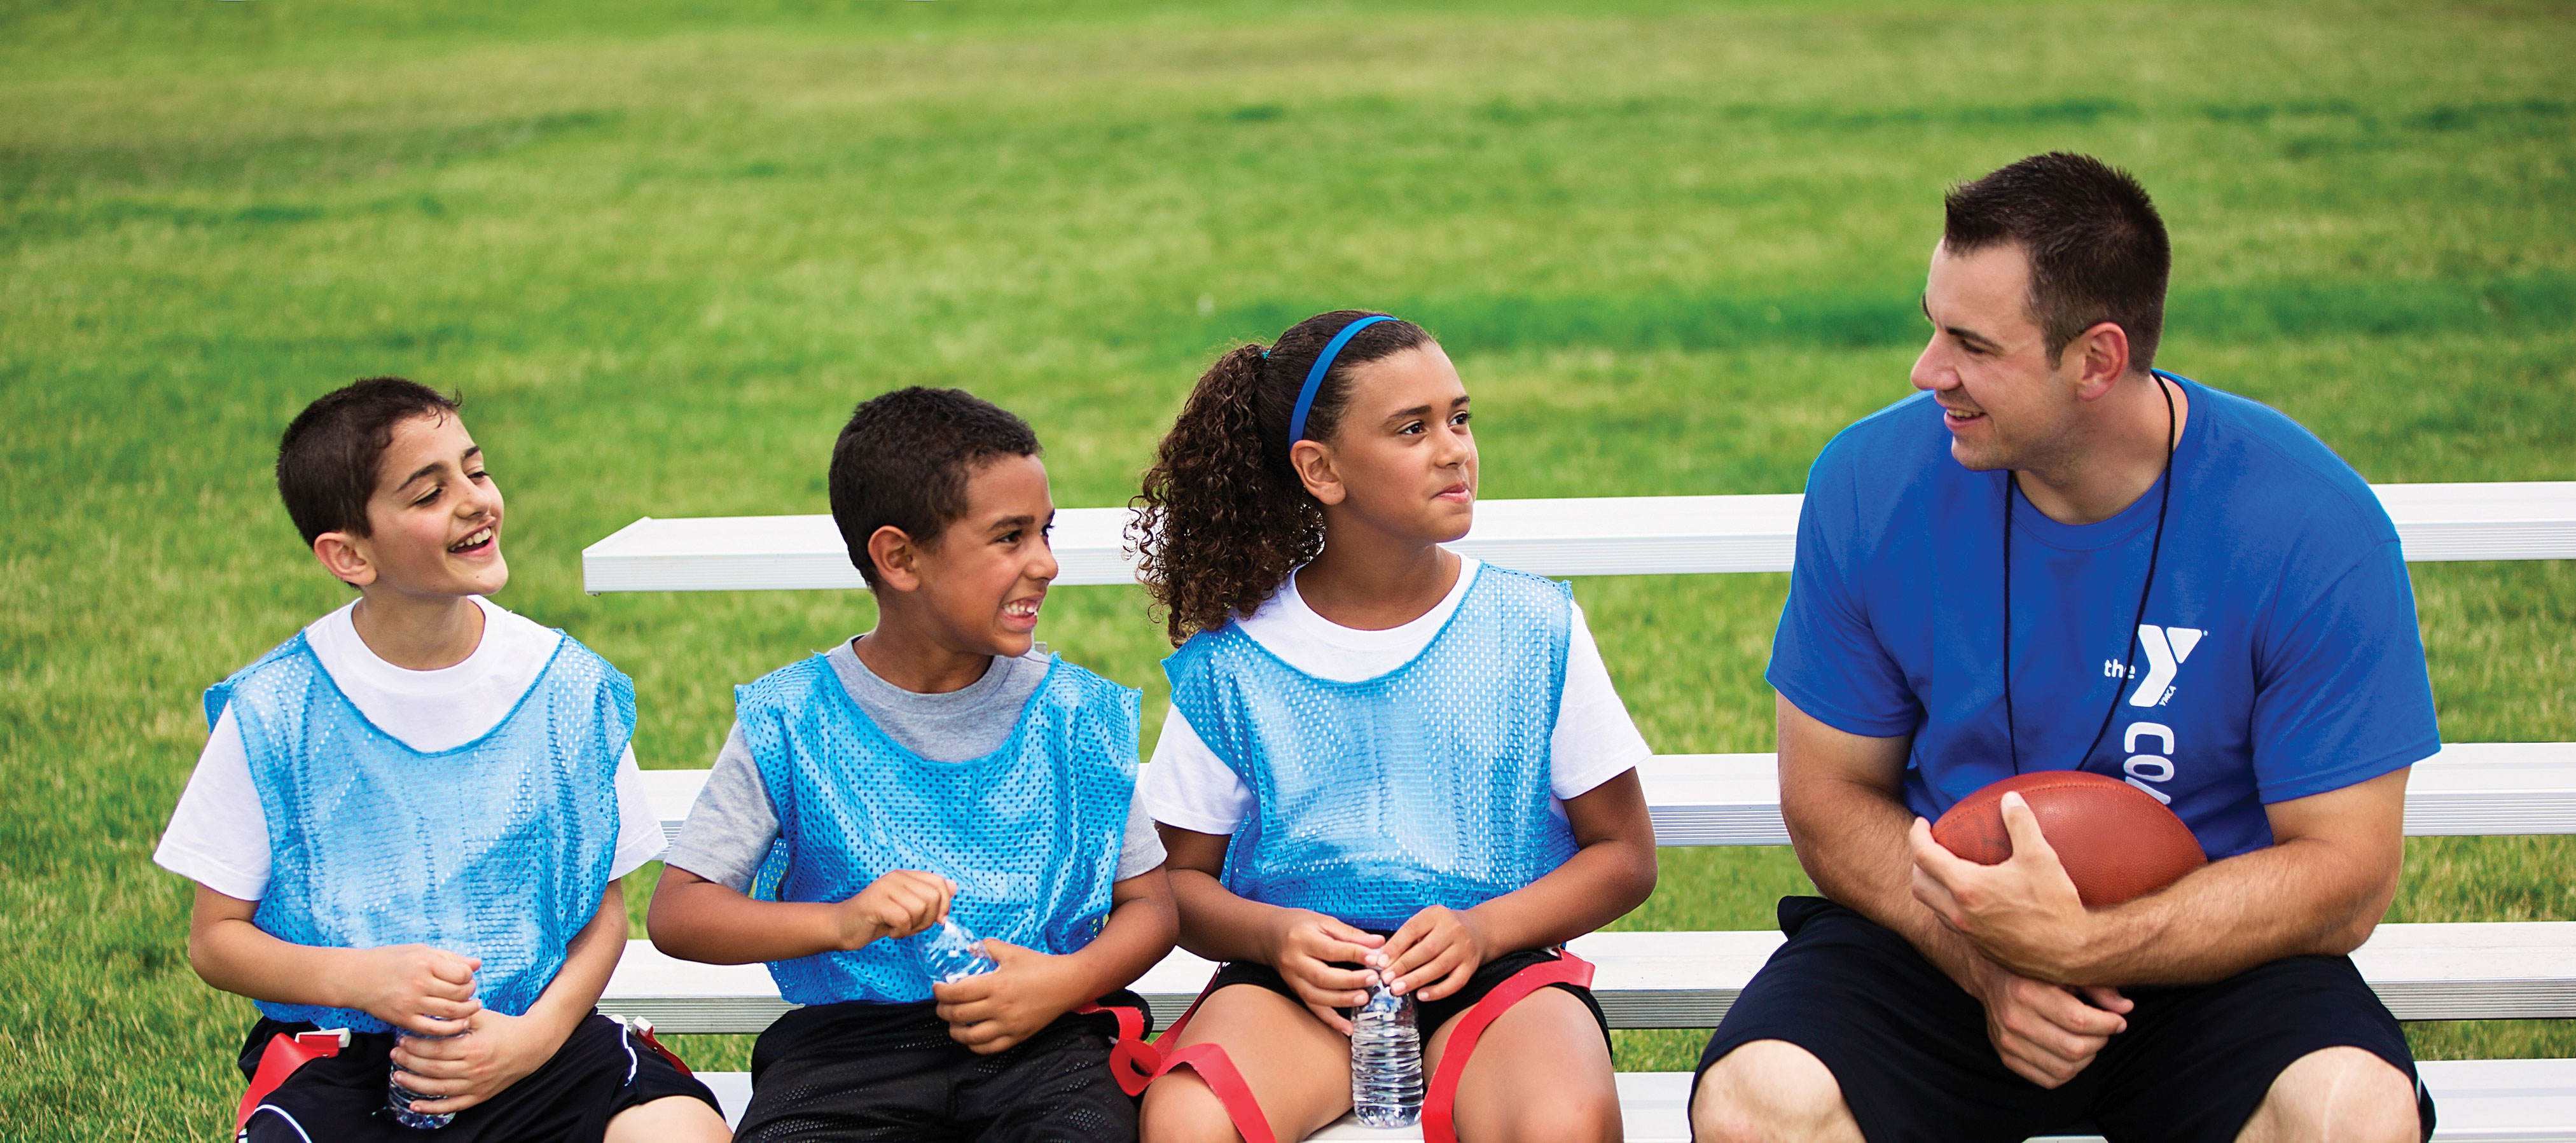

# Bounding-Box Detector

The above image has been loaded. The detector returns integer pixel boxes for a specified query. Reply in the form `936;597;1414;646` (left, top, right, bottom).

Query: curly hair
1131;310;1434;645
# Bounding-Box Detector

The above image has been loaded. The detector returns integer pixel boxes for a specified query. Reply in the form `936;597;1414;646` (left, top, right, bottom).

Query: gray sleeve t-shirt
667;640;1167;893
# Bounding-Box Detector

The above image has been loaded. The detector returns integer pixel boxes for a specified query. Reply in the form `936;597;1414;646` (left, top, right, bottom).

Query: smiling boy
647;386;1177;1141
155;377;728;1142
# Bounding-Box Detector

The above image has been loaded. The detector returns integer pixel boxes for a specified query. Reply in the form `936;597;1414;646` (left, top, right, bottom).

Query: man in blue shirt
1690;154;2438;1143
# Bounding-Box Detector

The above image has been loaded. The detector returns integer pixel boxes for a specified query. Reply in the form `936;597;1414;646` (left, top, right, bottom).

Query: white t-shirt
1142;558;1651;835
154;597;667;903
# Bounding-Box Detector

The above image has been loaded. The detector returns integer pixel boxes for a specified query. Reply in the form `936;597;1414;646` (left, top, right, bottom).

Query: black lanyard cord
2004;373;2178;777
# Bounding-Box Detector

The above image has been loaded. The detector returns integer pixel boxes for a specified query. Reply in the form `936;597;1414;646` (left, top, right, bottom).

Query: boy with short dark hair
647;386;1177;1142
156;377;728;1142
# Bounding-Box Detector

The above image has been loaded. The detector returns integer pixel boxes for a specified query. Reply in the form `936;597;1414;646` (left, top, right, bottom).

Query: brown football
1929;770;2208;907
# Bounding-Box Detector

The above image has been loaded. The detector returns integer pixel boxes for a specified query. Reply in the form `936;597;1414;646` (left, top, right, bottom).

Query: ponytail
1132;311;1432;644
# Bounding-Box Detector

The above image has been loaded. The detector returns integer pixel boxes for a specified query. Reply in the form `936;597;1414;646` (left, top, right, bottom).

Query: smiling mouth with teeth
1002;597;1041;619
448;524;497;553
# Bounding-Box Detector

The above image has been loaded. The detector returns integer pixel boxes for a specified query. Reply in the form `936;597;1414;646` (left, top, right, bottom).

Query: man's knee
1690;1040;1862;1143
2236;1046;2419;1143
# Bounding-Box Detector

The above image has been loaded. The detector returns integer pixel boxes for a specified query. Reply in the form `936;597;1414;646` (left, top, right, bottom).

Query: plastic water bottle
918;916;998;984
1349;980;1423;1128
387;1029;459;1129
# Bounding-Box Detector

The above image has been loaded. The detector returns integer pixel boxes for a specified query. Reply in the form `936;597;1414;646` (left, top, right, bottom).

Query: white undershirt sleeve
608;744;665;878
1547;602;1653;800
1140;704;1255;836
153;707;272;902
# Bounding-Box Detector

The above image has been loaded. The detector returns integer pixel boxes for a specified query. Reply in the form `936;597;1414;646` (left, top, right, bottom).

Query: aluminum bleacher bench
589;483;2576;1140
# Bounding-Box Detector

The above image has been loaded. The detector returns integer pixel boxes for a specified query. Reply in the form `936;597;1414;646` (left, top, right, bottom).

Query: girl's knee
1139;1074;1245;1143
1490;1086;1621;1143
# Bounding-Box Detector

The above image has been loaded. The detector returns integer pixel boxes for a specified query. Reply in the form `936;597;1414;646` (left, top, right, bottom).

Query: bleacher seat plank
579;482;2576;593
682;1059;2576;1140
2413;1058;2576;1142
602;921;2576;1036
638;742;2576;855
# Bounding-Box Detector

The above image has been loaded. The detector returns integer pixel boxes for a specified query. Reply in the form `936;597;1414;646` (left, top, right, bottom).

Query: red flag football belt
1077;950;1596;1143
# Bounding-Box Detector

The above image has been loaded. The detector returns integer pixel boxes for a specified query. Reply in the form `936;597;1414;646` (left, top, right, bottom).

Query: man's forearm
2054;836;2395;985
1786;771;1995;990
1933;768;2411;987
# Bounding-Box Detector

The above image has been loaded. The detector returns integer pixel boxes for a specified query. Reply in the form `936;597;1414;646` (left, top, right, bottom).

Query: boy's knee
604;1095;731;1143
2235;1047;2418;1143
1691;1040;1860;1143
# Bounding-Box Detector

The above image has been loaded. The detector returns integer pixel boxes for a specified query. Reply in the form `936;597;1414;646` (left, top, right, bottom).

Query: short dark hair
1944;152;2171;372
829;387;1042;587
275;377;462;545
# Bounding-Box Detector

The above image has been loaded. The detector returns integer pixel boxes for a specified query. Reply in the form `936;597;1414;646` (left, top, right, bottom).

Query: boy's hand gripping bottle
389;1027;460;1129
919;915;999;984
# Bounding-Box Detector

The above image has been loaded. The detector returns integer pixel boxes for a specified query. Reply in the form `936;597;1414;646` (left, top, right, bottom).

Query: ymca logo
2101;624;2205;707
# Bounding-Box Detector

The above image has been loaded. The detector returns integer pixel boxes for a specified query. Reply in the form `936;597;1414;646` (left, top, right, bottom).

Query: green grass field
3;0;2572;1134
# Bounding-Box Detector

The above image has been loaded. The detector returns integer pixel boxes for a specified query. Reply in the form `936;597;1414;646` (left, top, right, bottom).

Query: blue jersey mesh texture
205;631;630;1033
1165;562;1581;932
740;654;1140;1006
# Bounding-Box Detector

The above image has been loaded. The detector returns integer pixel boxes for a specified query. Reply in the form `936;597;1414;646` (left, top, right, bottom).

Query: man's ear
312;530;377;588
1289;439;1347;507
2067;321;2134;402
866;524;923;592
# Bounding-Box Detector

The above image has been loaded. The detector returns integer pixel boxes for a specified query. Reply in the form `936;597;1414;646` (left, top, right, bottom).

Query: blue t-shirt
1767;374;2439;859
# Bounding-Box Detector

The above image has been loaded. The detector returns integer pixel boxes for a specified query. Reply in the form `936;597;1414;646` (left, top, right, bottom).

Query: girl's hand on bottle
347;945;482;1034
1265;910;1387;1035
931;939;1085;1055
836;870;956;950
1379;906;1489;1002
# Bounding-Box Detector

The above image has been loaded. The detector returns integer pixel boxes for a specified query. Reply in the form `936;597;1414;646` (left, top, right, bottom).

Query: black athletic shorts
235;1011;719;1143
733;990;1151;1143
1208;941;1612;1051
1693;897;2435;1143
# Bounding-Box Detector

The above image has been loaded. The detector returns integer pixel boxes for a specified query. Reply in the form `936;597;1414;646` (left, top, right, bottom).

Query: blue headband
1287;314;1397;448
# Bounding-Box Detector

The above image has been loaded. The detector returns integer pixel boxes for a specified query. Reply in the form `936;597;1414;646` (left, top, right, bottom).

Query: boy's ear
866;524;924;592
1289;440;1348;507
312;530;377;588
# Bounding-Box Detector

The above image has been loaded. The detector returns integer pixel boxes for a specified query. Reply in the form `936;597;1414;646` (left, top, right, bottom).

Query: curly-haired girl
1130;312;1658;1143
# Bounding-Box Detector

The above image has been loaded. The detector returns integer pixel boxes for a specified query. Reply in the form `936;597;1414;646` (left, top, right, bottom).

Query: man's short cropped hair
829;387;1042;587
1944;152;2171;372
276;377;462;544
